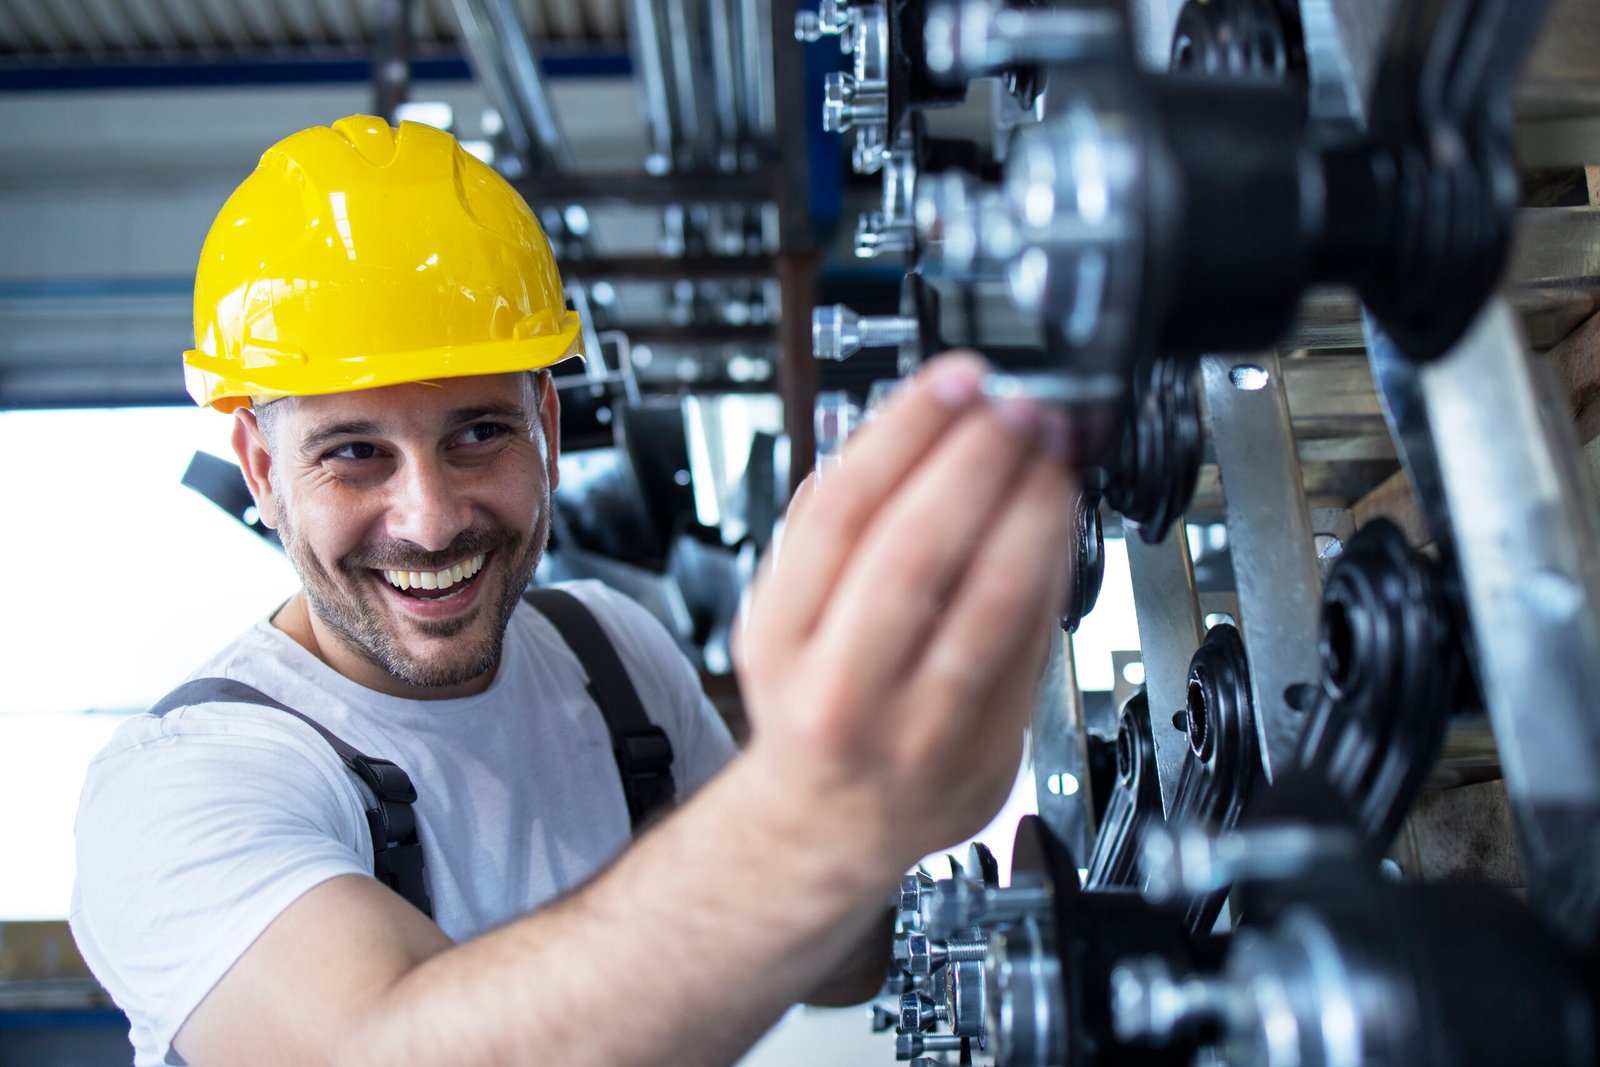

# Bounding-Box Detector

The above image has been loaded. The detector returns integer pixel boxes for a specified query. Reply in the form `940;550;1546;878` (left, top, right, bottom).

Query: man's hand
172;353;1080;1067
736;353;1077;886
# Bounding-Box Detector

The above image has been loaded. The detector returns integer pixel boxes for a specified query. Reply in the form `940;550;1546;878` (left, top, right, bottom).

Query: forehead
275;373;531;438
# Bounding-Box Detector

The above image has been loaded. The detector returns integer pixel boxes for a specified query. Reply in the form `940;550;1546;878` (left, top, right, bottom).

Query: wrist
720;744;907;904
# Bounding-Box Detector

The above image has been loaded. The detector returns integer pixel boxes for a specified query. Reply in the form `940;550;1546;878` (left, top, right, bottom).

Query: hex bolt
921;879;1051;937
823;72;888;133
898;870;935;923
899;990;944;1034
812;305;920;361
896;1032;967;1060
895;933;988;975
1110;956;1230;1045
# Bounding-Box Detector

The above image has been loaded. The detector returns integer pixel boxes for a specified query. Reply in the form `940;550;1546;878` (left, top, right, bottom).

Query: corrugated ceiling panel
80;0;144;53
0;6;23;51
229;0;293;47
0;0;624;59
118;0;184;52
55;0;110;55
312;0;362;43
7;2;72;52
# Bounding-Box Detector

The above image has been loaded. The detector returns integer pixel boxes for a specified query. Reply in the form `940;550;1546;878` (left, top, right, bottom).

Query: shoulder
84;618;368;830
516;581;737;791
514;580;689;674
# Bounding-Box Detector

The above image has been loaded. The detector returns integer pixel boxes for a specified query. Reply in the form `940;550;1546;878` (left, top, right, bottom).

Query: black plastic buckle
614;726;674;775
353;755;419;804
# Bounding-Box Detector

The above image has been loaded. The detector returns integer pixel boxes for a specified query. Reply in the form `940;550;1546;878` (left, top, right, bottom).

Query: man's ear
538;371;561;492
231;408;280;529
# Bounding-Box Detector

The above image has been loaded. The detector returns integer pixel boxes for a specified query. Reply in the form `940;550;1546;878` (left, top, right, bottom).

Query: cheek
285;484;381;564
486;454;548;534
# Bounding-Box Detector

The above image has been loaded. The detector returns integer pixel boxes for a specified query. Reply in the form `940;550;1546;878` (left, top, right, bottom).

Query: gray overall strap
523;588;678;829
148;678;434;918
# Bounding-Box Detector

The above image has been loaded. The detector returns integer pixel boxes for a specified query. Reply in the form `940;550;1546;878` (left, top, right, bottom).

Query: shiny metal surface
986;916;1067;1067
856;138;917;258
1201;351;1324;781
1030;633;1098;862
810;306;920;362
1367;298;1600;944
449;0;570;174
1125;527;1205;816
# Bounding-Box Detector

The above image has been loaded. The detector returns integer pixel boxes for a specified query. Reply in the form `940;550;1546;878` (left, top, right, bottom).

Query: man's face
234;372;560;698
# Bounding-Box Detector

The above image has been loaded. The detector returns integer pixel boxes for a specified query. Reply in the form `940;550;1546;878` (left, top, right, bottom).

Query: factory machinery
801;0;1600;1063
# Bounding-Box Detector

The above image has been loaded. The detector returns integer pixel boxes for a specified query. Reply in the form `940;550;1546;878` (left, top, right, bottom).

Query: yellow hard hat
184;115;583;412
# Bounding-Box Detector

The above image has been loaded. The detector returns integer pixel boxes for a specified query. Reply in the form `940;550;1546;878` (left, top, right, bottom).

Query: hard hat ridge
183;115;583;413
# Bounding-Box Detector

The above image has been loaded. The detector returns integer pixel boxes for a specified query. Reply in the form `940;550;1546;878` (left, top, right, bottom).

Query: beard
275;492;550;691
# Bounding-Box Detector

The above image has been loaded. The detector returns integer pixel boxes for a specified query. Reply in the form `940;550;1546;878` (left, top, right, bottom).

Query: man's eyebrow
298;419;381;454
449;404;532;425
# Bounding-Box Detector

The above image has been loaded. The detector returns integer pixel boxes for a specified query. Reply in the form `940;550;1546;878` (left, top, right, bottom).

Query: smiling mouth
380;553;487;600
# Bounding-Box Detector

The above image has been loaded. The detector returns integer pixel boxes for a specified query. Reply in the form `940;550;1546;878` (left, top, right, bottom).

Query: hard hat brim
185;320;585;413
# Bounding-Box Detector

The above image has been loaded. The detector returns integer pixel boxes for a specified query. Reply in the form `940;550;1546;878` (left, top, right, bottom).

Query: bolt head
899;991;924;1033
903;933;935;975
794;10;820;40
812;304;860;360
822;72;854;132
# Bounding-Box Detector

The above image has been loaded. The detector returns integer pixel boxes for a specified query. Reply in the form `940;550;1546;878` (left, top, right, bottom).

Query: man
71;116;1076;1066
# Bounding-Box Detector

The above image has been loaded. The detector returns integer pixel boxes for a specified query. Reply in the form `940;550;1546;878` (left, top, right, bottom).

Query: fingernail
923;358;984;408
993;397;1043;438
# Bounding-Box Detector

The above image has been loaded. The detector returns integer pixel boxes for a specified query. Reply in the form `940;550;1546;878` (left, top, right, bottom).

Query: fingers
747;355;989;649
900;454;1076;752
802;398;1067;713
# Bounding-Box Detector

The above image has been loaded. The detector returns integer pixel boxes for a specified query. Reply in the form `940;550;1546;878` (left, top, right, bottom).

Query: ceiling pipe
448;0;571;174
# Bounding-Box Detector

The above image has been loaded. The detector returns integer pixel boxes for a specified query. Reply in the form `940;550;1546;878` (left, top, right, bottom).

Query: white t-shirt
70;580;738;1067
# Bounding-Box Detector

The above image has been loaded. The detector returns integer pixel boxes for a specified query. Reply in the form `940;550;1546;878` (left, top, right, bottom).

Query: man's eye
326;442;379;461
460;422;510;445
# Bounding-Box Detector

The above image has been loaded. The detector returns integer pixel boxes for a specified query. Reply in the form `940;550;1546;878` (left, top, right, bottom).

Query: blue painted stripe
0;278;193;300
0;50;631;93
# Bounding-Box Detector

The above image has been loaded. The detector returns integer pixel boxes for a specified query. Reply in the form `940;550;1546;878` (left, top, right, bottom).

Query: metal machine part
888;843;1002;1056
1367;299;1600;942
856;132;920;258
1084;688;1164;890
1061;494;1105;635
1116;826;1597;1067
845;0;1600;1059
1292;517;1470;851
914;0;1555;396
1169;0;1296;80
1103;355;1204;546
1166;623;1262;933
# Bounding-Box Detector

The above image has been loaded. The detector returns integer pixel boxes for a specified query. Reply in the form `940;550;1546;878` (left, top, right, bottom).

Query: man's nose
386;455;474;552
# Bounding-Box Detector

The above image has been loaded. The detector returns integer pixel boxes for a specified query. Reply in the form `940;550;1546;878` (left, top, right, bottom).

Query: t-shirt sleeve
568;581;738;796
70;711;373;1063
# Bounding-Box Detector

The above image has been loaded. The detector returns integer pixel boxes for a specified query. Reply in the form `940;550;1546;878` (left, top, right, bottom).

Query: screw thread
943;939;988;962
856;315;920;348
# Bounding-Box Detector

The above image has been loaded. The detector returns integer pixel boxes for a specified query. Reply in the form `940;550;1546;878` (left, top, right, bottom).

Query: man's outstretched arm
174;353;1077;1067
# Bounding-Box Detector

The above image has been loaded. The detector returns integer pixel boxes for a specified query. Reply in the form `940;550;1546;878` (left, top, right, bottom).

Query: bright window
0;407;298;918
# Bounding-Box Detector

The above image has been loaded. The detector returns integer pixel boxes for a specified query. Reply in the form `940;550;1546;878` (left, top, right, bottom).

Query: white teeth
383;554;486;594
